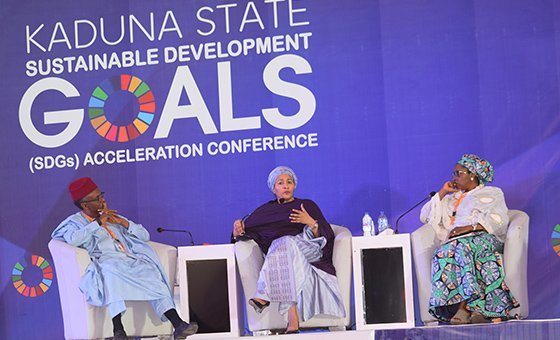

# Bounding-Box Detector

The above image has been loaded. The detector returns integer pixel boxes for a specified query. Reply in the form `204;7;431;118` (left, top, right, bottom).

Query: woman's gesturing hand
290;204;315;227
233;219;245;237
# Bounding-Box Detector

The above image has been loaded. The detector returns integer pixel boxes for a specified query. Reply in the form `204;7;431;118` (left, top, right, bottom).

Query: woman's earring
470;177;474;181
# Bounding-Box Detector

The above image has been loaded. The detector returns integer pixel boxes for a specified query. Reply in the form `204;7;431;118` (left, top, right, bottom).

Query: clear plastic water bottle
362;213;375;236
377;211;389;234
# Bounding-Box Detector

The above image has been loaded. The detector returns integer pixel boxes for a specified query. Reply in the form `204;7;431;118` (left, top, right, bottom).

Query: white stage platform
195;329;373;340
137;318;560;340
137;329;374;340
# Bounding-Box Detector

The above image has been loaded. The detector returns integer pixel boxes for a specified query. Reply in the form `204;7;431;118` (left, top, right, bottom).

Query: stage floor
137;329;374;340
375;318;560;340
137;318;560;339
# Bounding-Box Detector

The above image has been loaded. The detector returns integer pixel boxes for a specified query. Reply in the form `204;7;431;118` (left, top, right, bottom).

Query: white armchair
234;225;352;334
411;209;529;324
48;239;177;340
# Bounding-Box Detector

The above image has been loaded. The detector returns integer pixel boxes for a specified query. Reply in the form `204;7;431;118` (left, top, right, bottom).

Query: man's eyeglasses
81;192;105;204
452;170;469;177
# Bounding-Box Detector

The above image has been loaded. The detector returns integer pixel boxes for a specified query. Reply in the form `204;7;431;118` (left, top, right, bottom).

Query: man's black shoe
173;321;198;339
113;329;128;340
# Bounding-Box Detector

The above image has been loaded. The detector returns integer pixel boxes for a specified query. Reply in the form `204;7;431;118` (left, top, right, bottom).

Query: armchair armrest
234;240;265;300
331;225;352;326
503;210;530;318
48;239;93;338
147;241;177;287
48;239;90;273
411;224;439;324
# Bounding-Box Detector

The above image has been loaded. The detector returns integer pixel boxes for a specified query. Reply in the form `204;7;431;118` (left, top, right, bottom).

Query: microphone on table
156;227;195;246
394;191;437;234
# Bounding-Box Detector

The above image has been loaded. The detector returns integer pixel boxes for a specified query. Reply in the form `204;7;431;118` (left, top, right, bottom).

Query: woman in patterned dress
420;154;519;324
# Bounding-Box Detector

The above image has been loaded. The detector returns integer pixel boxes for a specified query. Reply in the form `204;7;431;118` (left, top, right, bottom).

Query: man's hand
98;209;129;229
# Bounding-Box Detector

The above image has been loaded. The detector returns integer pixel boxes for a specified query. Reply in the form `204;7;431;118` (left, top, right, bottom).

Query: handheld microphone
395;191;437;234
156;227;195;246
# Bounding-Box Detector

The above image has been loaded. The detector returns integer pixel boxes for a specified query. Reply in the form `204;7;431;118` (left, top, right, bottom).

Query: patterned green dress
420;185;519;322
429;231;519;322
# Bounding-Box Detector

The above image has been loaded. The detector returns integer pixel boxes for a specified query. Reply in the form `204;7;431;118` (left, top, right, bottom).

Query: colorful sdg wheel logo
12;255;53;297
88;74;156;142
552;224;560;256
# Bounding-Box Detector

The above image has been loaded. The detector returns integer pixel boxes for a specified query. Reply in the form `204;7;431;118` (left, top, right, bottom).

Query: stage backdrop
1;1;559;338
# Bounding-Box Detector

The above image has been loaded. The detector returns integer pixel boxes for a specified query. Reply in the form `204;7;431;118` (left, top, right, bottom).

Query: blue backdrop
1;1;559;338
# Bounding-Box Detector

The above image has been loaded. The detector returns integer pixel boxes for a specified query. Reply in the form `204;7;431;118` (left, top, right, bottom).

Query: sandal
283;320;299;334
450;308;470;325
469;312;492;324
249;298;270;314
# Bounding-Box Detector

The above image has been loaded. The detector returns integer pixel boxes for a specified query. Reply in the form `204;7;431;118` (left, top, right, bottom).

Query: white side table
177;244;241;338
351;234;415;330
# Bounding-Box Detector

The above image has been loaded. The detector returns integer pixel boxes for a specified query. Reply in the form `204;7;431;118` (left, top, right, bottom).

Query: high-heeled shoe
283;320;300;334
249;298;270;313
283;328;300;334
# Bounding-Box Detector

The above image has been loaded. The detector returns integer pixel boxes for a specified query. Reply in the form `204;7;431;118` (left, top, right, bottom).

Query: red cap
68;177;97;201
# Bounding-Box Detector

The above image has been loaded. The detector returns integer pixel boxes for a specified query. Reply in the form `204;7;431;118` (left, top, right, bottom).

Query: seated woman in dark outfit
232;166;345;333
